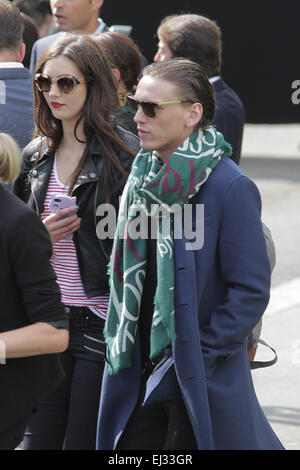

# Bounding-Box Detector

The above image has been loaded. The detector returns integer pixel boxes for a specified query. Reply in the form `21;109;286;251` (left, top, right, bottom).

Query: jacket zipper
93;169;110;262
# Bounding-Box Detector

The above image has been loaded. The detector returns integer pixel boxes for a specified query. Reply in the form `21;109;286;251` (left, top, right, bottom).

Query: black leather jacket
14;126;140;298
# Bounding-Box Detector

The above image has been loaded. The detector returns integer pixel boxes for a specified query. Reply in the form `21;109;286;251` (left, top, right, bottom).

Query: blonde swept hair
0;133;21;183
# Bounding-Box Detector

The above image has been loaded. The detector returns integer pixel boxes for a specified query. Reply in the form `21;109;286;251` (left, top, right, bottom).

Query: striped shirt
40;157;109;320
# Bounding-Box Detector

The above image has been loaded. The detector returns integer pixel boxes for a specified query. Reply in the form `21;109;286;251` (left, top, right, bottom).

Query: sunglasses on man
34;74;86;94
127;95;193;118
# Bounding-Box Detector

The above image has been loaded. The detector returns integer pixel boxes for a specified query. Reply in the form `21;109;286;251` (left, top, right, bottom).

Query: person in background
13;33;139;450
96;58;284;450
13;0;53;37
29;0;109;73
0;132;69;450
0;0;34;151
94;31;142;136
20;13;39;69
154;13;245;166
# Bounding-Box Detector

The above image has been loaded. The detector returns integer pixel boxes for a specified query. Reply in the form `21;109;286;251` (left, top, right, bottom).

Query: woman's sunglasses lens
58;77;75;93
35;76;75;93
36;76;50;92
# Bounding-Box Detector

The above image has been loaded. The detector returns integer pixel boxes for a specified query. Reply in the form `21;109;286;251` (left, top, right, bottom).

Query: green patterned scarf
104;126;232;375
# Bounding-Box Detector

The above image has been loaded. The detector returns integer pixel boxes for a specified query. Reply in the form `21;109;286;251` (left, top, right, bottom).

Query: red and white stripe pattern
40;157;109;319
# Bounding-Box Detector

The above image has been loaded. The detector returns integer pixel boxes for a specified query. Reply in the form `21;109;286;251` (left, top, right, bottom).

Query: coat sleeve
200;175;271;372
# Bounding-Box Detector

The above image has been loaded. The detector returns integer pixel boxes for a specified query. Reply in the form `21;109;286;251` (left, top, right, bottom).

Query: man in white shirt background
29;0;109;73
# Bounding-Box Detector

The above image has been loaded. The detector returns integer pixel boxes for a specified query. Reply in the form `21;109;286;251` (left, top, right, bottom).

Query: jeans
22;307;105;450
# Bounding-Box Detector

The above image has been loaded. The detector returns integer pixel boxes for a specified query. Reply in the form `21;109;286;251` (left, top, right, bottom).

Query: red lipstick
51;102;64;109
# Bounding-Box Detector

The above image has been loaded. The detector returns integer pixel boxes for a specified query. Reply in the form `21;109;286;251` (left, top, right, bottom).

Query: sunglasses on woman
127;95;193;118
34;74;86;94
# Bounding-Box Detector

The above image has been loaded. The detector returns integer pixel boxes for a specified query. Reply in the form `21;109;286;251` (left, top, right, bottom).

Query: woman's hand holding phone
43;206;81;244
43;195;81;244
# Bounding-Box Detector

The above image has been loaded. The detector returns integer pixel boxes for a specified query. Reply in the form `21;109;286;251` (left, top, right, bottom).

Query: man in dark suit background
154;13;245;165
29;0;109;73
0;0;34;151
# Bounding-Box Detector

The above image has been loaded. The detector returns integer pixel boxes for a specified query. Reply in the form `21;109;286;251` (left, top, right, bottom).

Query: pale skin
0;43;26;63
50;0;104;34
133;76;203;163
112;68;127;95
0;323;69;359
40;55;87;244
153;38;174;63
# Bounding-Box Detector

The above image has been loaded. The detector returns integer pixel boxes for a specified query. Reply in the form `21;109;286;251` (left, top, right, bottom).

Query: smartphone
49;194;77;241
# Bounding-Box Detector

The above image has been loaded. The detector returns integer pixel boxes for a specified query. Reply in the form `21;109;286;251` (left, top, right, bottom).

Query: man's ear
18;43;26;63
112;68;121;83
93;0;104;10
185;103;203;128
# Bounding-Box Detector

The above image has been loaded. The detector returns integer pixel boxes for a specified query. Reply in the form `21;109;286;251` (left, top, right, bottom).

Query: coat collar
29;135;103;183
211;77;226;93
28;135;104;214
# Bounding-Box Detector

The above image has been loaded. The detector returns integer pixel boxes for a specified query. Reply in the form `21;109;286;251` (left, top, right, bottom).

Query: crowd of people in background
0;0;284;451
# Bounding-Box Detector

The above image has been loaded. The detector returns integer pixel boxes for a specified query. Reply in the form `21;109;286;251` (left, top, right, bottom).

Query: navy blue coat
96;156;284;450
212;78;245;166
0;67;34;150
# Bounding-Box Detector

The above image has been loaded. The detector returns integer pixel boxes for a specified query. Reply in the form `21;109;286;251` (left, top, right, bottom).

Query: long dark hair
33;33;136;196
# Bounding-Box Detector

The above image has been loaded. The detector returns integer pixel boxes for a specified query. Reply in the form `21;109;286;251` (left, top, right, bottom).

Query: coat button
32;169;38;176
89;172;97;179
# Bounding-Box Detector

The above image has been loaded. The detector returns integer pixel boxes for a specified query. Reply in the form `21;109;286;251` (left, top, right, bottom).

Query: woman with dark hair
14;33;139;450
96;58;284;450
94;31;142;136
